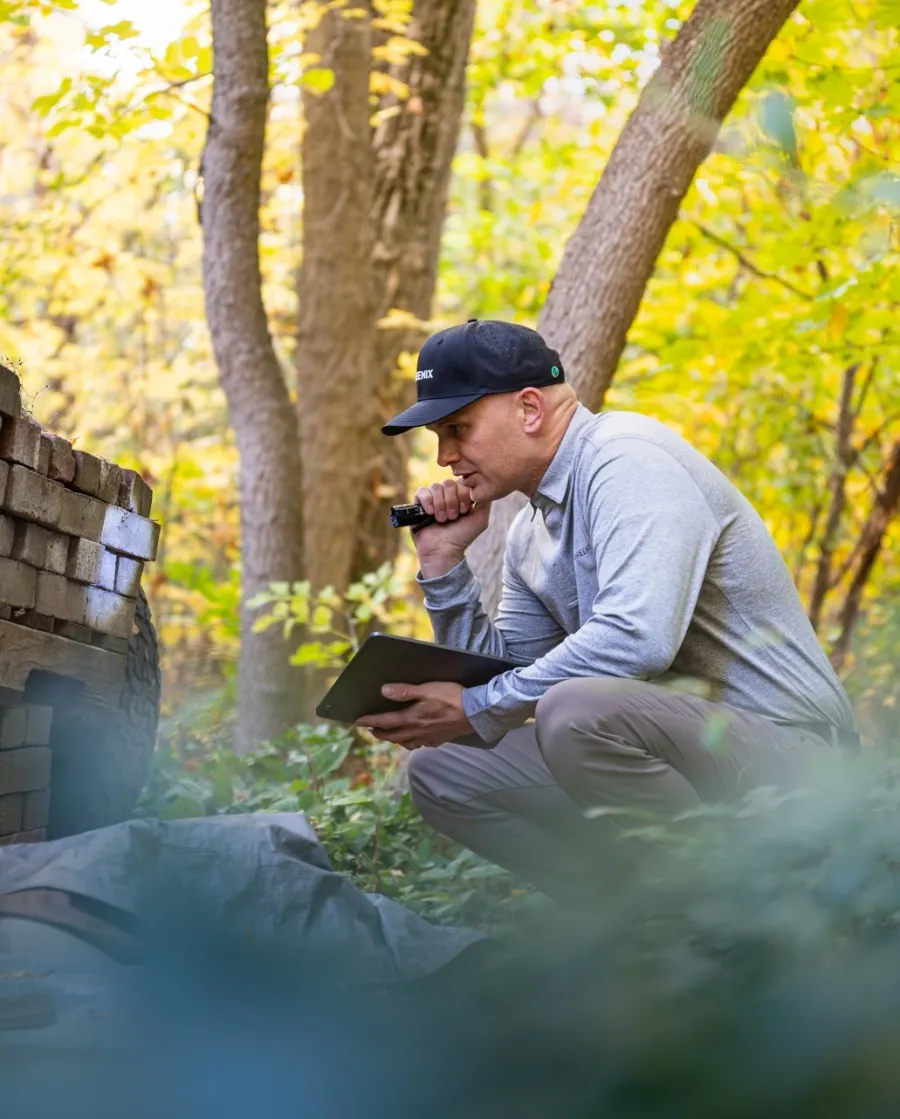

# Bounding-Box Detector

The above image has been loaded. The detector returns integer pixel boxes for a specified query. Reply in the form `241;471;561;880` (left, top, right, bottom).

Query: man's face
425;394;522;502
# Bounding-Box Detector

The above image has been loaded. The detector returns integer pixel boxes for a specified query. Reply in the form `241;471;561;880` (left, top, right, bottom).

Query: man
357;319;857;899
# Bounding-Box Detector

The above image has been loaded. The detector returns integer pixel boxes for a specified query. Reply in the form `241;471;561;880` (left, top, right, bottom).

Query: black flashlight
390;502;437;531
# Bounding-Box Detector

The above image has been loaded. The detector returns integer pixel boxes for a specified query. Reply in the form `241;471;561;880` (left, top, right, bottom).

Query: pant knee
535;677;636;785
406;748;443;817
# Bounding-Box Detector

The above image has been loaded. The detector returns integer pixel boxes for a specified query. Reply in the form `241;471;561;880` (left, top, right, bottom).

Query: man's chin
471;479;511;504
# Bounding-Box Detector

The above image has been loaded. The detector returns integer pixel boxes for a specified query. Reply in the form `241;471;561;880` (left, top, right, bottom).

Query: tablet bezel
315;632;518;748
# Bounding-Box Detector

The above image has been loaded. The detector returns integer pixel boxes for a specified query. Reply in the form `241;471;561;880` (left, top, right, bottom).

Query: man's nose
437;441;459;468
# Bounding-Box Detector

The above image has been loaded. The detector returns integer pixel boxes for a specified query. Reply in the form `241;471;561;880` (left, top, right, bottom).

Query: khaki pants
406;678;829;901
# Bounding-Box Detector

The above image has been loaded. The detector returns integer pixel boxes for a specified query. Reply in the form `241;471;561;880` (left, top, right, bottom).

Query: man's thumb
382;683;417;701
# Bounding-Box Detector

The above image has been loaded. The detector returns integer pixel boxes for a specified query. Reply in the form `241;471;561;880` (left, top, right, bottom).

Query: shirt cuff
461;683;508;744
416;558;481;610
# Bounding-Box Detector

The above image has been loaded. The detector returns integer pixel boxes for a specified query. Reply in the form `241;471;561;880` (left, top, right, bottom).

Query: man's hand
355;681;472;750
413;479;491;579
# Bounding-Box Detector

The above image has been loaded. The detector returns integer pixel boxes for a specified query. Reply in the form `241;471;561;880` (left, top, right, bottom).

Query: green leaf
211;757;234;809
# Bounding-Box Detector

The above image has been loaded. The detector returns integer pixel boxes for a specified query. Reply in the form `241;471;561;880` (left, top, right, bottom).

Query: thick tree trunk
351;0;478;582
468;0;802;614
296;4;378;595
203;0;306;752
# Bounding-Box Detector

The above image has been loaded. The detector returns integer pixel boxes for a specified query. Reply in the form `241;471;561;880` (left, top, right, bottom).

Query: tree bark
203;0;306;752
296;4;378;595
468;0;802;614
351;0;478;584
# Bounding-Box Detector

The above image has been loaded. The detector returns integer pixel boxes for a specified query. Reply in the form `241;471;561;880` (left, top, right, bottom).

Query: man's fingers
381;682;423;702
414;486;435;516
441;477;460;520
356;711;411;731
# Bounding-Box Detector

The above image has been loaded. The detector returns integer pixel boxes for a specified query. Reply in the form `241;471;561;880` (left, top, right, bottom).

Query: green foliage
248;562;424;672
138;721;528;928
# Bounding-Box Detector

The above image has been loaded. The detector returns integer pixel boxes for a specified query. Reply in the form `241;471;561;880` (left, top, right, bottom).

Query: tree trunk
468;0;802;614
203;0;306;753
296;4;378;595
356;0;478;584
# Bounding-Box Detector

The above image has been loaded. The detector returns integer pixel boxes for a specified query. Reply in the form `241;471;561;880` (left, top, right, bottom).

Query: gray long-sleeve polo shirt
417;404;856;744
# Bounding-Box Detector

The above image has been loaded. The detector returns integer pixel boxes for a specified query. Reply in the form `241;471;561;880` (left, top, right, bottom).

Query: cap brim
381;393;487;436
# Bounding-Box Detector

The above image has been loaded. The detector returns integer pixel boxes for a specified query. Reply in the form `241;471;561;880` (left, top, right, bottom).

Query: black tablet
315;633;518;748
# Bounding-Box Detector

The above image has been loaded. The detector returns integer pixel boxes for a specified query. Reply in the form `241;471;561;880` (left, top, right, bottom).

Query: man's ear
518;387;546;434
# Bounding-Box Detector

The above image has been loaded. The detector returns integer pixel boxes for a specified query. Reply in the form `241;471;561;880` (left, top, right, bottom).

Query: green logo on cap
551;365;560;378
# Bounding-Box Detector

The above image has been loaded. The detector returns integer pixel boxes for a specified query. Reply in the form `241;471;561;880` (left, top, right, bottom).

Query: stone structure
0;362;161;844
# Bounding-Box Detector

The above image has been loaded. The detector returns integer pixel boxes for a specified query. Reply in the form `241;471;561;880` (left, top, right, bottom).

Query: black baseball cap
382;318;565;436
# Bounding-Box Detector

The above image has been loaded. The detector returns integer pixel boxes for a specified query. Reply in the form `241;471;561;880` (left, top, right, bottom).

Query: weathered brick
0;512;14;557
23;787;50;830
67;538;117;589
117;468;153;517
0;459;7;505
92;631;129;655
0;604;10;620
2;465;63;528
83;586;136;639
0;556;36;609
97;459;121;505
57;489;105;541
0;413;41;470
115;555;143;598
100;505;160;561
98;548;117;590
0;364;21;419
0;828;46;846
0;793;24;836
72;449;102;496
68;537;102;583
44;531;69;575
45;433;76;485
0;706;27;749
11;521;48;568
0;747;51;793
35;571;83;623
15;610;54;633
37;433;51;475
24;705;53;746
53;619;92;644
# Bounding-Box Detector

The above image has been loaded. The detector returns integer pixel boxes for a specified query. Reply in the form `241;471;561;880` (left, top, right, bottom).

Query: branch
808;363;859;631
470;116;494;212
792;500;823;588
769;377;834;437
828;439;900;673
852;356;879;420
162;71;212;91
146;87;211;120
693;222;815;300
509;96;542;158
829;421;900;588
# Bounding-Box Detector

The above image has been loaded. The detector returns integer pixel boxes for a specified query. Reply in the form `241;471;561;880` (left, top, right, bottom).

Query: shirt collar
531;403;595;513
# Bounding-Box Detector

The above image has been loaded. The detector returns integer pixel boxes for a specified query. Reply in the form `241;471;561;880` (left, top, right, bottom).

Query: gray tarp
0;813;484;1059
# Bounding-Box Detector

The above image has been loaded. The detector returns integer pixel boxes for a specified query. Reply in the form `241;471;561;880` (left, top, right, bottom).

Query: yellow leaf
301;68;335;95
828;302;849;342
369;72;409;99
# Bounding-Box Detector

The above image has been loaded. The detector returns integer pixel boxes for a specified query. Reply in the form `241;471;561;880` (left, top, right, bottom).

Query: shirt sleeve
417;551;566;666
460;439;722;741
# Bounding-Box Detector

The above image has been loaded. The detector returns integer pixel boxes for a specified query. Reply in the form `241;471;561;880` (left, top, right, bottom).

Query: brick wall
0;361;160;843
